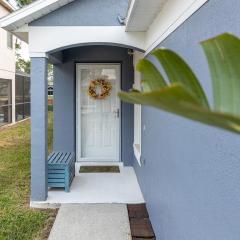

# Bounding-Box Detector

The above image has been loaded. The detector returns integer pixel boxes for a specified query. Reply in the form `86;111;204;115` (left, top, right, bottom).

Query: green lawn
0;112;57;240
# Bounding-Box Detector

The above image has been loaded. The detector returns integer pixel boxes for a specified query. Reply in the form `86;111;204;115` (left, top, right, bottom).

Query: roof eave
125;0;167;32
0;0;74;31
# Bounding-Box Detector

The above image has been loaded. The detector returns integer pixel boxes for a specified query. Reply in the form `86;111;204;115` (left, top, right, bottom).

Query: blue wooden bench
48;152;75;192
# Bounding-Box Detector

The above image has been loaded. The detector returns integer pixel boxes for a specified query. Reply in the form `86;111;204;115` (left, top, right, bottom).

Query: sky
17;38;30;61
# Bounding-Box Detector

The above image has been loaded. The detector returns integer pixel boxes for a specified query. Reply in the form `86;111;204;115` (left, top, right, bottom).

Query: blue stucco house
1;0;240;239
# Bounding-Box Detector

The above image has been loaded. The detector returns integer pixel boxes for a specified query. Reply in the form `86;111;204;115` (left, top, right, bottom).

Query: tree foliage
15;40;30;74
18;0;32;6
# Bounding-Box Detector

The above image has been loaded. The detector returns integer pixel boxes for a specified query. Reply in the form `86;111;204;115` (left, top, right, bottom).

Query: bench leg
65;185;70;192
65;167;70;192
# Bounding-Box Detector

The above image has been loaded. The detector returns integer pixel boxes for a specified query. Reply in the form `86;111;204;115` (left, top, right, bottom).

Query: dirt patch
0;140;14;148
0;166;5;171
33;209;58;240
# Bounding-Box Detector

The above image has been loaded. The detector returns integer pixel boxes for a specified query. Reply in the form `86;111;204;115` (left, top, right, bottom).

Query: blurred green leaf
119;33;240;134
201;33;240;115
137;59;167;91
118;84;240;134
153;48;209;108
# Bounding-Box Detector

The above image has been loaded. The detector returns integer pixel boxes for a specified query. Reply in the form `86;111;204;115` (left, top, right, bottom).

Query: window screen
0;79;12;126
15;74;31;122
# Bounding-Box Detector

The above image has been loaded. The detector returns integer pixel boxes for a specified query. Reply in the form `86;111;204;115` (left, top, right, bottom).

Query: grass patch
48;105;53;112
0;112;57;240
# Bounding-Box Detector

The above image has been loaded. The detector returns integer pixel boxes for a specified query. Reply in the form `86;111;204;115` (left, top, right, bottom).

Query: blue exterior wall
53;45;134;166
30;0;129;26
134;0;240;239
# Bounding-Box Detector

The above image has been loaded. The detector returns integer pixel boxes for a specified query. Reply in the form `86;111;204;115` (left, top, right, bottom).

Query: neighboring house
1;0;240;239
0;0;30;126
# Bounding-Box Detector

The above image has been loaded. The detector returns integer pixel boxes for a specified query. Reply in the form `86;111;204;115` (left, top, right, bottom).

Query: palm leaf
118;84;240;134
153;48;209;108
201;33;240;115
136;59;167;91
119;33;240;134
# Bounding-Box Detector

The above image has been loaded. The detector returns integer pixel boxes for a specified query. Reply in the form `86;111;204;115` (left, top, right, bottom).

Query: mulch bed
127;204;156;239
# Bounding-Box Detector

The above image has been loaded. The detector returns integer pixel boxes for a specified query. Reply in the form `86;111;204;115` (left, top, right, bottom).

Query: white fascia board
125;0;168;32
125;0;138;31
145;0;209;54
126;0;208;53
0;0;73;31
30;52;49;58
14;23;28;32
14;32;28;42
28;26;145;54
12;24;29;42
7;0;208;55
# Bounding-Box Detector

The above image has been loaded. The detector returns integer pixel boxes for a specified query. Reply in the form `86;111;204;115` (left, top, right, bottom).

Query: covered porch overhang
28;26;145;58
30;42;144;203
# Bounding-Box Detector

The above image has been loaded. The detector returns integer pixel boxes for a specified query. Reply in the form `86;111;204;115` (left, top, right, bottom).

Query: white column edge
12;77;16;124
30;52;49;58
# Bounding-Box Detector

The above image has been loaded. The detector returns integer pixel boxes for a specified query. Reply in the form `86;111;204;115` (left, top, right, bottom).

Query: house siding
53;45;134;166
30;0;129;26
134;0;240;239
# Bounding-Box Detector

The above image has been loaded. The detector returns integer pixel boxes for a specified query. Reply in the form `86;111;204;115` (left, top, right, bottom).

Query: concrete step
48;204;132;240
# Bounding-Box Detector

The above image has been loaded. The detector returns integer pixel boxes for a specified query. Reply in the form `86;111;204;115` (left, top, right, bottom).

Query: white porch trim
125;0;167;32
145;0;209;54
30;52;49;58
1;0;209;53
28;26;145;54
27;0;209;55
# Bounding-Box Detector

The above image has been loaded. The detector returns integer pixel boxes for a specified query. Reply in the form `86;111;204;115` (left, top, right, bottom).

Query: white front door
76;64;121;162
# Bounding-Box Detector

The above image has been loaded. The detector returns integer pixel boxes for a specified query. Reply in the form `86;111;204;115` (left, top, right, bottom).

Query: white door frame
76;63;121;162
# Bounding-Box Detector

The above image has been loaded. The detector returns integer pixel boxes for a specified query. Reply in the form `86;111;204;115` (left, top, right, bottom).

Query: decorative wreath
88;79;112;100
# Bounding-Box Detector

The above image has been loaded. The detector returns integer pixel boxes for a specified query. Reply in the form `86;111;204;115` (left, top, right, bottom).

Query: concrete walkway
48;204;132;240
